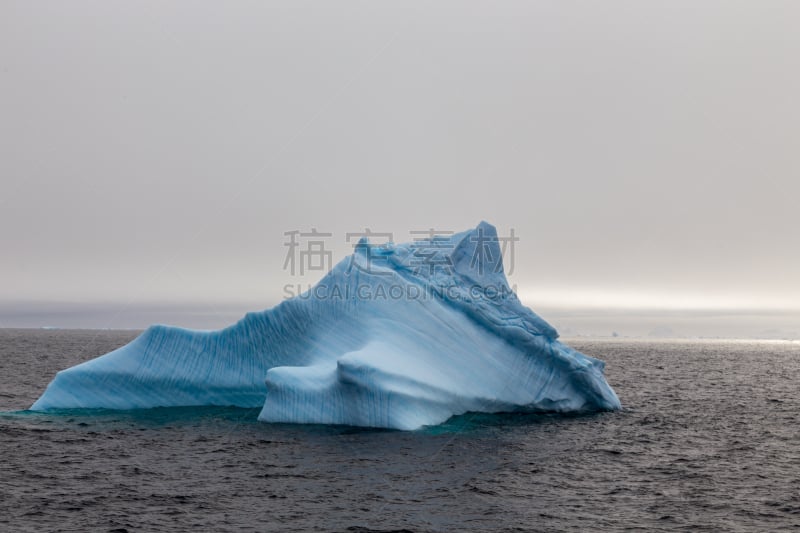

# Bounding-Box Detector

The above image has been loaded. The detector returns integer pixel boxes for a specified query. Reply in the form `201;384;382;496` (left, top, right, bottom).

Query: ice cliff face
31;222;620;430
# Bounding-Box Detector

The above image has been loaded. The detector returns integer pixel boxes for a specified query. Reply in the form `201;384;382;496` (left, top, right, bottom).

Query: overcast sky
1;1;798;330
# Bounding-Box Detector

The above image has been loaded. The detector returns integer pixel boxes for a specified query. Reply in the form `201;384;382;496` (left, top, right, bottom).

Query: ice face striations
31;222;621;430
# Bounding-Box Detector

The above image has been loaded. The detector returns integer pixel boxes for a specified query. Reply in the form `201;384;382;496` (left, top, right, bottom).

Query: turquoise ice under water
31;222;620;429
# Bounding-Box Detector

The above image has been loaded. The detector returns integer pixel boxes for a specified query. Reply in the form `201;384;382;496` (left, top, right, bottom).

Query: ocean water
1;329;799;532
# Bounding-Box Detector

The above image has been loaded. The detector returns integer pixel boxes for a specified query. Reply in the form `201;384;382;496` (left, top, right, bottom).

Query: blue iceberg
31;222;620;430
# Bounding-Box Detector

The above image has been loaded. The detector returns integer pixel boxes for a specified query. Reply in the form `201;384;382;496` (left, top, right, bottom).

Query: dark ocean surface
1;329;798;532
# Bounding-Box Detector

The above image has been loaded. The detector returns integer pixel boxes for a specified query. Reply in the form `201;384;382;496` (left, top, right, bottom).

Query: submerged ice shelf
32;222;621;430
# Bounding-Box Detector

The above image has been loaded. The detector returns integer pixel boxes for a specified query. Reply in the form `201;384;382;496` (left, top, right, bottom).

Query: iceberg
31;222;621;430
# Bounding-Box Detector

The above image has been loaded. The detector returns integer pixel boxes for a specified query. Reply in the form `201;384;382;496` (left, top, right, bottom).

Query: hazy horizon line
0;298;797;340
2;298;799;315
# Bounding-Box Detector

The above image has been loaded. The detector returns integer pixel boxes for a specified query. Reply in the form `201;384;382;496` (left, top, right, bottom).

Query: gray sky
1;1;798;332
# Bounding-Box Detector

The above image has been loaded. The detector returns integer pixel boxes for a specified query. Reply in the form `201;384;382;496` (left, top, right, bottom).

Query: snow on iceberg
31;222;620;429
